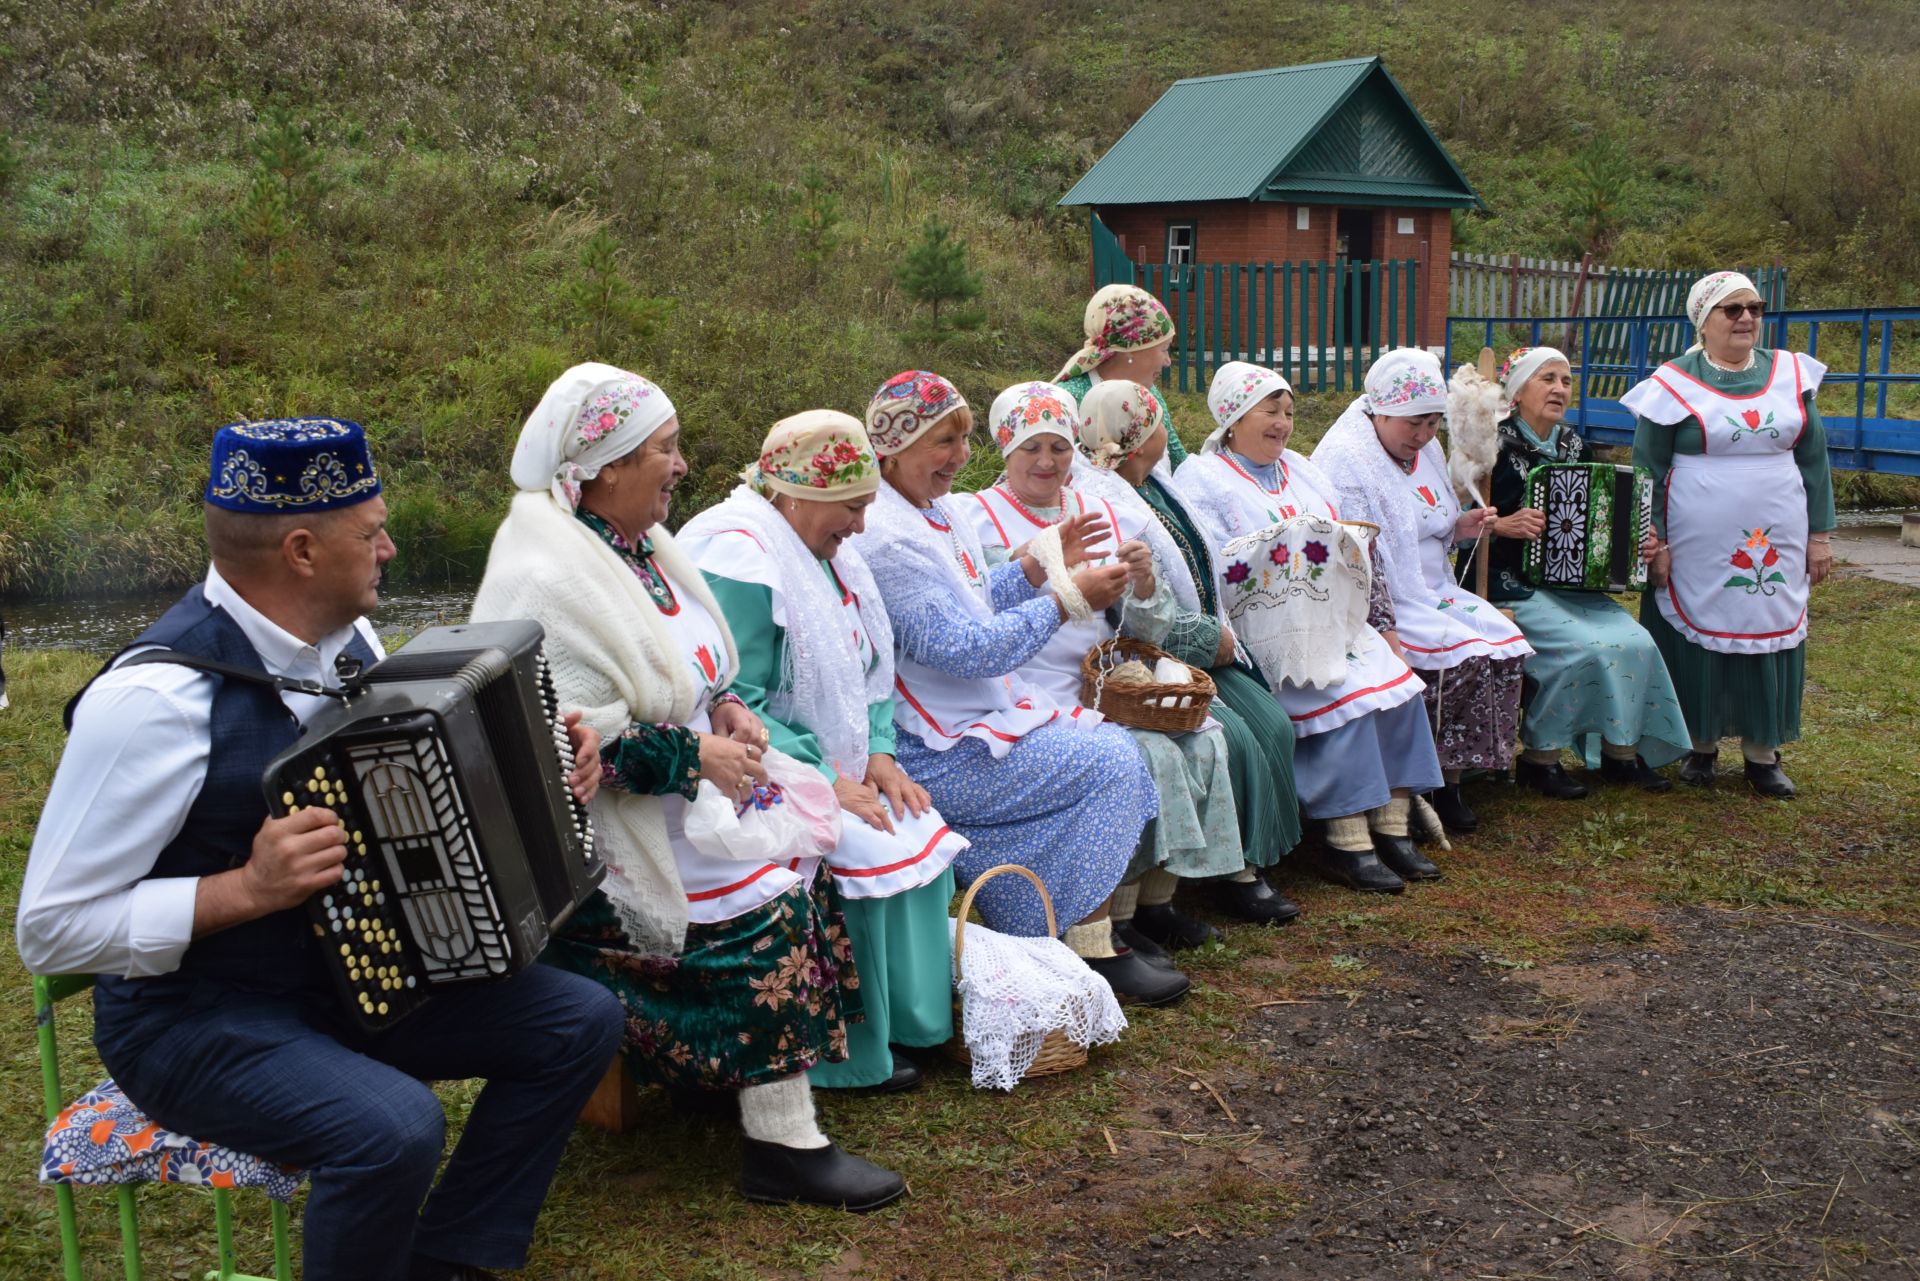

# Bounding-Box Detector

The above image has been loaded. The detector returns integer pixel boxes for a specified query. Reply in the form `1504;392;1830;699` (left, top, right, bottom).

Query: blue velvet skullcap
204;417;382;513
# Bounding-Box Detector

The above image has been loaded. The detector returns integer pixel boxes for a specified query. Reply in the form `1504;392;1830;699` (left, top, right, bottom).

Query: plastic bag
682;746;842;863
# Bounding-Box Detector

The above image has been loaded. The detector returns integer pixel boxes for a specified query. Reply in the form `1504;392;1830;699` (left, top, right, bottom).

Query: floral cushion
41;1079;306;1202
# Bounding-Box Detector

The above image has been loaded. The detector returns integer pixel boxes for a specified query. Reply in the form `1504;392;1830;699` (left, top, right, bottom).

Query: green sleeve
1796;398;1838;533
701;571;837;781
1631;416;1675;539
867;697;898;759
1158;606;1223;669
1157;385;1190;467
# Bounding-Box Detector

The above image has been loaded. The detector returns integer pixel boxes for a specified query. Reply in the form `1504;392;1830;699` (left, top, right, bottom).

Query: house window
1397;216;1415;235
1296;207;1311;231
1165;223;1196;267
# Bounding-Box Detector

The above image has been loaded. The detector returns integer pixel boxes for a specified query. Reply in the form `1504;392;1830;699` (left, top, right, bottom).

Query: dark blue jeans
94;965;623;1281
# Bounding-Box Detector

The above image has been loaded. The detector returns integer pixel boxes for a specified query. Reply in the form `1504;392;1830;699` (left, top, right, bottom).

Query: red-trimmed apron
1391;448;1532;672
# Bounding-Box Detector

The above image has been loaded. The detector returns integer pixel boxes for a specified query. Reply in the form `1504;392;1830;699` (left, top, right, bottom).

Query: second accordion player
263;620;603;1030
1522;461;1655;594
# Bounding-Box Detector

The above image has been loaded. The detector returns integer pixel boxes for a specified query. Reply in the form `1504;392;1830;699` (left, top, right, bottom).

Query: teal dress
1488;415;1690;767
1631;350;1837;747
703;568;956;1091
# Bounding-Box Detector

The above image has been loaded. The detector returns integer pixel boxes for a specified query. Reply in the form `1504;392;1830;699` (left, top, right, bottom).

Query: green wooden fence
1091;213;1419;394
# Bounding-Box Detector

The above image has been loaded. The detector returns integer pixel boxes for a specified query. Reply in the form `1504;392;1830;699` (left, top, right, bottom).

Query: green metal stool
35;974;296;1281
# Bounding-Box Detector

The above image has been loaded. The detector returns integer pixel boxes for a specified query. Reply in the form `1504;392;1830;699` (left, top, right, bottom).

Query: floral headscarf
865;370;969;456
745;410;881;501
987;382;1078;456
1363;348;1449;418
1202;361;1293;453
1685;270;1761;351
509;362;677;510
1053;284;1177;382
1499;346;1570;406
1076;379;1165;469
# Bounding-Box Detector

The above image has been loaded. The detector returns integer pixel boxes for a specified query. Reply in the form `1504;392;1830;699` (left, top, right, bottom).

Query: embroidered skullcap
205;418;382;513
510;362;676;511
1076;379;1165;470
1363;348;1449;418
1686;271;1760;337
1052;284;1177;382
1202;361;1293;453
745;410;881;502
987;382;1078;457
1499;346;1571;403
865;370;968;456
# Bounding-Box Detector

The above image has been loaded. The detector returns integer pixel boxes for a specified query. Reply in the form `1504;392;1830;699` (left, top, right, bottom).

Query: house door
1335;209;1375;347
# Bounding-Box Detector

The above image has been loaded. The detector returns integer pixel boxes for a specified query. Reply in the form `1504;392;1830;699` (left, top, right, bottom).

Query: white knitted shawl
470;490;740;957
854;479;995;623
1310;396;1438;607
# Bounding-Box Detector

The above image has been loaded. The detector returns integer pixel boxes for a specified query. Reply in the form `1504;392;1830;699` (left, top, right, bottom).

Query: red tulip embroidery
1725;408;1779;442
1724;526;1788;594
693;644;719;683
1416;485;1438;507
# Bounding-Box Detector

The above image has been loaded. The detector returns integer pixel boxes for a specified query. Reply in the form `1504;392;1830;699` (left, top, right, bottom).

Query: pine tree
894;217;983;335
563;229;673;359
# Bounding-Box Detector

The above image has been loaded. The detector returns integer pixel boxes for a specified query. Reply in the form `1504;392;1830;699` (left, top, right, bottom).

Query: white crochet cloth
949;917;1126;1091
1218;514;1377;689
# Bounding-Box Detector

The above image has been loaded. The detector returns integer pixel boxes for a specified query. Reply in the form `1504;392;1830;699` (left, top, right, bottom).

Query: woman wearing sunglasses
1621;271;1837;798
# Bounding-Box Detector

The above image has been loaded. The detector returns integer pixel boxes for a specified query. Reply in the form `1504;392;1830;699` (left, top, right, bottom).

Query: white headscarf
1202;361;1294;453
1075;378;1164;469
988;382;1079;456
509;362;677;510
1684;270;1762;354
1362;347;1449;418
1498;346;1570;407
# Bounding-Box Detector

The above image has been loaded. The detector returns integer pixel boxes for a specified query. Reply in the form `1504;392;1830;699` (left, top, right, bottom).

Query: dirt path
1075;909;1920;1279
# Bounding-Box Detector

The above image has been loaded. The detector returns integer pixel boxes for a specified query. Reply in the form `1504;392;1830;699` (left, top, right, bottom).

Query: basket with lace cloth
1079;637;1214;734
945;864;1126;1088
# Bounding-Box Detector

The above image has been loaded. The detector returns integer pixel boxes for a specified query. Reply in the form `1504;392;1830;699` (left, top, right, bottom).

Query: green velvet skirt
1207;663;1303;867
543;877;861;1091
1639;591;1806;747
810;867;957;1090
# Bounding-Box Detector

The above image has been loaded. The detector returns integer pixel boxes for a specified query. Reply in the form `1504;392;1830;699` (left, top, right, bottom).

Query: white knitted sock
1138;868;1179;907
1109;881;1142;924
738;1074;828;1150
1741;738;1779;765
1064;921;1118;959
1368;797;1411;838
1325;814;1372;852
1601;740;1639;761
1226;866;1258;884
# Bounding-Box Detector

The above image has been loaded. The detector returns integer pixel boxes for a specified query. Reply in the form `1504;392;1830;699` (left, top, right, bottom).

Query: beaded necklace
921;499;984;600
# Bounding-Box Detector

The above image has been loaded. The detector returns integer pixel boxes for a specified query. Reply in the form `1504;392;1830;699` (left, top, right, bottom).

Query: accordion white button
281;792;295;806
339;944;351;957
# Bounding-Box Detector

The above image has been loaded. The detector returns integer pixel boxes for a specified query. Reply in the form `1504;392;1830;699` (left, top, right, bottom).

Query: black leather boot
1514;758;1589;800
1131;901;1221;950
1678;751;1719;787
1112;922;1177;971
1372;833;1442;881
858;1049;922;1095
1085;949;1191;1007
1426;784;1479;833
739;1138;907;1212
1308;846;1405;894
1744;757;1796;799
1599;753;1674;793
1215;873;1301;925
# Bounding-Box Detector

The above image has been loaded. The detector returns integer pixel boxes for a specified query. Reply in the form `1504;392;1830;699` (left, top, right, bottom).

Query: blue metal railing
1444;309;1920;475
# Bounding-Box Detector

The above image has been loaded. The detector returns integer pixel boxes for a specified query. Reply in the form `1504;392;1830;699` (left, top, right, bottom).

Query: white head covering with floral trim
1364;347;1449;418
988;382;1079;456
1202;361;1294;453
510;362;677;510
1498;346;1570;406
745;410;881;502
1053;284;1177;382
1075;378;1164;469
1684;270;1761;353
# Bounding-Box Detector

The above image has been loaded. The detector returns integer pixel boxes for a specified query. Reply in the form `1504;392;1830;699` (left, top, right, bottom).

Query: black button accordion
262;621;603;1029
1522;462;1656;594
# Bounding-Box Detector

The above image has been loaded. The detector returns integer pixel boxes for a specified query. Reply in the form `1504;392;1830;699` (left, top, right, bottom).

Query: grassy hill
4;0;1918;595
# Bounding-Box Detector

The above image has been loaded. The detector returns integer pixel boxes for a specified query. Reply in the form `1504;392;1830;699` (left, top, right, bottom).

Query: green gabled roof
1059;57;1481;210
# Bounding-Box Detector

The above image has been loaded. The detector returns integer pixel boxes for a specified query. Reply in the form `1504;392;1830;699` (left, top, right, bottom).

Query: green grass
3;573;1917;1277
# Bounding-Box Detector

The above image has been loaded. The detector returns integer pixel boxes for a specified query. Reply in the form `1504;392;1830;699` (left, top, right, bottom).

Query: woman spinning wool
1311;349;1534;835
1069;378;1306;922
958;383;1249;958
471;364;903;1212
679;412;967;1096
1622;271;1836;798
850;371;1179;1007
1175;362;1444;891
1479;347;1690;797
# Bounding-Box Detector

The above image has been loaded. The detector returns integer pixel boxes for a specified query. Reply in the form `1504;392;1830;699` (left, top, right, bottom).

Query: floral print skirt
1414;654;1526;772
542;877;861;1091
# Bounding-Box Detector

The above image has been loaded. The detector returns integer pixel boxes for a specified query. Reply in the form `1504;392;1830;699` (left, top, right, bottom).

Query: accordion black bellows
263;621;602;1029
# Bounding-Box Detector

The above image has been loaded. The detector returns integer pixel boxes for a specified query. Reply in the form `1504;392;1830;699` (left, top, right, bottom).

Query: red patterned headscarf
865;370;969;456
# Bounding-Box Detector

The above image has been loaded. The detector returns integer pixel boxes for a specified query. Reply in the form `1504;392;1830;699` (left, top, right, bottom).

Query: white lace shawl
852;479;996;624
680;486;895;780
1309;396;1437;605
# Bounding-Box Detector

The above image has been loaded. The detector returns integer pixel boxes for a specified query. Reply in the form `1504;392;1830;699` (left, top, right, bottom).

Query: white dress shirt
15;566;383;978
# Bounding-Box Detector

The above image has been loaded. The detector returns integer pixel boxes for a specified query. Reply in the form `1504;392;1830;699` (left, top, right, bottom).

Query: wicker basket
944;863;1089;1081
1079;636;1215;734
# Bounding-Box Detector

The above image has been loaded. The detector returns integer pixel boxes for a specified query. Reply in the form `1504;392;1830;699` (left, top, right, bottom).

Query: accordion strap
117;650;356;702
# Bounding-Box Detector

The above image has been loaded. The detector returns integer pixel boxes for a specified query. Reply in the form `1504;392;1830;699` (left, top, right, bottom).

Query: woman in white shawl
1310;349;1534;836
471;364;903;1212
958;382;1249;957
679;411;966;1095
1174;362;1445;891
850;370;1184;1008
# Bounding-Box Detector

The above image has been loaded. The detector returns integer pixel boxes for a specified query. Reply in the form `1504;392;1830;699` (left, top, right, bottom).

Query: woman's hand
1639;532;1664;564
1069;563;1130;614
561;710;601;804
1454;507;1500;542
709;698;767;748
1809;538;1834;586
1647;546;1672;588
1057;511;1114;567
866;753;931;821
696;731;768;801
1213;625;1237;667
1116;539;1157;600
833;774;894;834
1494;508;1545;541
1382;628;1410;666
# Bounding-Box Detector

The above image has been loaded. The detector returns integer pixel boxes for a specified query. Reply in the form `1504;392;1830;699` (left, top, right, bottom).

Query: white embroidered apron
1639;357;1812;655
1390;452;1533;672
891;500;1097;757
1205;451;1425;736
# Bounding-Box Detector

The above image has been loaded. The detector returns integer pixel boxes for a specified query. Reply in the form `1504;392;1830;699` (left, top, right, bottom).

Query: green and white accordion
1522;462;1654;593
